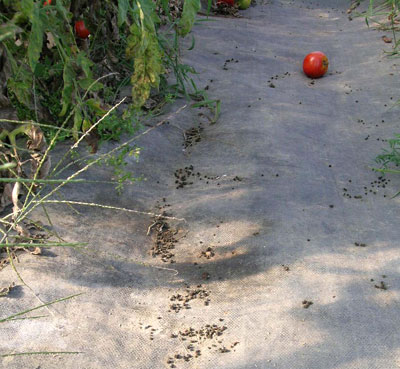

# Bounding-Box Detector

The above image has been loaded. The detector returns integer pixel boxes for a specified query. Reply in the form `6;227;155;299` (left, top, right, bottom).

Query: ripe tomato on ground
303;51;329;78
74;20;90;39
217;0;235;6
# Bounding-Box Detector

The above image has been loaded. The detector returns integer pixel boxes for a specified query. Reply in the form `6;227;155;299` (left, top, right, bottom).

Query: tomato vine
0;0;201;140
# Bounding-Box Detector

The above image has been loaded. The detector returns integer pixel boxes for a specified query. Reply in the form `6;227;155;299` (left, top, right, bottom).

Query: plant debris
223;58;239;70
347;1;360;14
167;323;235;367
174;165;195;189
173;166;229;189
155;0;184;23
0;221;49;270
374;281;387;290
382;35;392;43
342;176;391;199
139;322;160;341
302;300;313;308
200;247;215;259
0;282;15;297
169;284;211;313
267;72;291;87
0;124;50;215
149;218;178;263
183;125;203;149
212;2;240;17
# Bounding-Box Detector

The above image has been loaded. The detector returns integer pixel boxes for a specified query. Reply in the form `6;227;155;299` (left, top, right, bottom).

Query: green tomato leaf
0;23;20;42
128;3;164;108
177;0;200;37
20;0;34;19
33;62;49;78
77;78;103;92
82;119;91;132
2;0;14;9
86;98;107;116
188;34;196;50
73;108;82;141
59;58;75;117
76;52;93;78
8;78;32;108
118;0;130;26
126;22;142;59
55;0;73;22
28;5;44;72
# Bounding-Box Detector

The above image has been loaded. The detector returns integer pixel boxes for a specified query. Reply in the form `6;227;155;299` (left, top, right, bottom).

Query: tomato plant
0;0;202;142
0;0;206;197
303;51;329;78
74;20;90;39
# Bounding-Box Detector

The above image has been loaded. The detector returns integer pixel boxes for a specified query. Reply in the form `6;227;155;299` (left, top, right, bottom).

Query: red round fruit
303;51;329;78
43;0;51;5
74;20;90;39
217;0;235;6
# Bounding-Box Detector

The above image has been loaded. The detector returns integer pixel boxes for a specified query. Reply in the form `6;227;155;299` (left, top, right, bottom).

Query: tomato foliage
0;0;201;140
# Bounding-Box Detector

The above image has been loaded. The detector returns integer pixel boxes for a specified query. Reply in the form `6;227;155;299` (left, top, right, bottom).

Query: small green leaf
177;0;200;37
0;23;20;42
82;119;91;132
59;58;75;117
55;0;72;22
20;0;34;19
126;23;141;59
118;0;130;26
73;108;82;140
77;78;103;92
86;98;107;116
7;64;33;108
2;0;13;8
33;63;49;78
188;34;196;50
28;5;44;72
7;79;32;108
160;0;172;21
76;52;93;78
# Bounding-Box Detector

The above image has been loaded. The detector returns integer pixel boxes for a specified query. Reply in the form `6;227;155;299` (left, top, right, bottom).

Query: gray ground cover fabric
1;0;400;368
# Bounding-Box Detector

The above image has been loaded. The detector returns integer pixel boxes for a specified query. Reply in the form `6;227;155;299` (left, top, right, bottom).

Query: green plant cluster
358;0;400;179
0;0;201;141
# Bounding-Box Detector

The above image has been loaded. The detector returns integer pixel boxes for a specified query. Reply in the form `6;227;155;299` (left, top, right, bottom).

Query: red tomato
217;0;235;6
43;0;51;5
303;51;329;78
74;20;90;39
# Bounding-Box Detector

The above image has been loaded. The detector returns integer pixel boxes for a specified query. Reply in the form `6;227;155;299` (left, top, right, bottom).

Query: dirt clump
149;218;179;263
169;284;211;313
